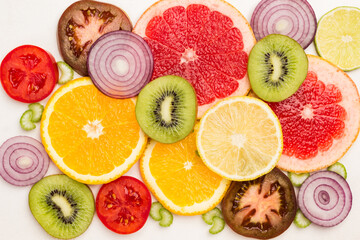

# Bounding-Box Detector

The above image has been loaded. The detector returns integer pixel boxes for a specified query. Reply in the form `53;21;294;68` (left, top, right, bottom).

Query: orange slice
140;131;230;215
41;77;147;184
197;96;283;181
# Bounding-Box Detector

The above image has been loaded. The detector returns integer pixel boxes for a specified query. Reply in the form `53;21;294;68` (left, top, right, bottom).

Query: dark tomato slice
58;0;132;76
222;168;297;239
0;45;58;103
96;176;151;234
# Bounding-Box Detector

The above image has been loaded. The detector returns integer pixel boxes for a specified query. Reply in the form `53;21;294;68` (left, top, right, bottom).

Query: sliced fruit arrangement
29;174;95;239
133;0;256;117
202;207;225;234
40;77;147;184
20;103;44;131
150;202;173;227
1;0;360;239
248;34;308;102
57;0;132;76
0;45;58;103
96;176;151;234
221;168;297;239
88;31;153;98
197;96;283;181
140;130;230;215
136;75;197;144
57;61;74;85
298;171;352;227
251;0;317;49
0;136;50;186
268;55;360;173
315;6;360;71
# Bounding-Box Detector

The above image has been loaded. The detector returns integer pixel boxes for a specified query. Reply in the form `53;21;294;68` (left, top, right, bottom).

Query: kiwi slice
135;75;197;144
29;175;95;239
248;34;308;102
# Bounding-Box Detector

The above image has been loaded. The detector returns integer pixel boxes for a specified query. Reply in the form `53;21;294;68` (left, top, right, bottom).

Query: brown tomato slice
58;0;132;76
222;168;296;239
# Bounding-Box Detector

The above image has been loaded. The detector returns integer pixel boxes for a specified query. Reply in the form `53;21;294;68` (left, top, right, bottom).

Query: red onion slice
0;136;50;186
250;0;317;49
298;171;352;227
87;31;153;98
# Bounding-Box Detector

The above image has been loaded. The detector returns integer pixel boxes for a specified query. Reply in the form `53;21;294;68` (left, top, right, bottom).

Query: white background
0;0;359;239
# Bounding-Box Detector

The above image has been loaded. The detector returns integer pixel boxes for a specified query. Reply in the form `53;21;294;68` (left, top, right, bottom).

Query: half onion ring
0;136;50;186
87;31;154;98
298;171;352;227
250;0;317;49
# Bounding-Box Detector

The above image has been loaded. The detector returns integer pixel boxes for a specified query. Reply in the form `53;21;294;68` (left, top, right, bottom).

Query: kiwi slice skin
135;75;197;144
248;34;308;102
29;175;95;239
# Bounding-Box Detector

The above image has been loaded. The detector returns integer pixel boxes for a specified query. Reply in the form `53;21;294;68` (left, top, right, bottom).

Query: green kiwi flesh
135;75;197;144
29;175;95;239
248;34;308;102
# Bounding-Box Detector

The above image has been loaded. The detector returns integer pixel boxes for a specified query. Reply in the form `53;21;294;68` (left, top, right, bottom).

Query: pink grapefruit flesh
268;55;360;173
133;0;256;117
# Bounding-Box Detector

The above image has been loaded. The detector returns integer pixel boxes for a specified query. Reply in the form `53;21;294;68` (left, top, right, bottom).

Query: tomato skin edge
0;45;58;103
96;176;152;235
221;168;297;239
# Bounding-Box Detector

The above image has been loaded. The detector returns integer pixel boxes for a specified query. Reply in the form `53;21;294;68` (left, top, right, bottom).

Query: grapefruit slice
268;55;360;173
133;0;256;117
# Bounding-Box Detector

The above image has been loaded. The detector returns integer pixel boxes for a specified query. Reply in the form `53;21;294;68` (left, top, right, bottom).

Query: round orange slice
41;77;147;184
140;130;230;215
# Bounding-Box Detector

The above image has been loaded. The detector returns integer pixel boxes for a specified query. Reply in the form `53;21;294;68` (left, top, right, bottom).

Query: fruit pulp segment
200;101;279;176
144;4;248;105
268;71;346;159
234;182;282;226
48;84;140;175
7;53;48;93
149;132;223;207
316;8;360;69
68;8;115;55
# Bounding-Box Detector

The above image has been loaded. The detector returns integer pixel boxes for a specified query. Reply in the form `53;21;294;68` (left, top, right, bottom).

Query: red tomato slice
96;176;152;234
0;45;58;103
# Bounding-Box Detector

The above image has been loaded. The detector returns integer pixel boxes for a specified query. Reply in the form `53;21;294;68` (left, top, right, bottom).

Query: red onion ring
250;0;317;49
298;171;352;227
87;31;154;98
0;136;50;186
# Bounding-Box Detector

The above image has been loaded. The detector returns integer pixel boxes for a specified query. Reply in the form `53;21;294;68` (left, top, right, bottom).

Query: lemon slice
196;96;283;181
315;6;360;71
